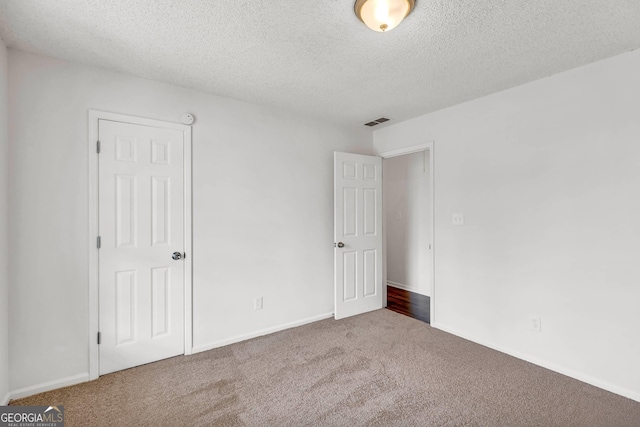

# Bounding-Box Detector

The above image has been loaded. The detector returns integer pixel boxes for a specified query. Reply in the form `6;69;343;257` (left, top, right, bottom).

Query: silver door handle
335;242;345;248
172;252;184;260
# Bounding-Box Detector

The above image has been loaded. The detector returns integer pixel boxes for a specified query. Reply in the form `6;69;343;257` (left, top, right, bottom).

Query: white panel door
334;152;383;319
99;119;185;375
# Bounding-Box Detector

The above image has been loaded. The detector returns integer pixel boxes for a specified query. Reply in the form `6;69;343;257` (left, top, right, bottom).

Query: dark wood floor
386;286;430;324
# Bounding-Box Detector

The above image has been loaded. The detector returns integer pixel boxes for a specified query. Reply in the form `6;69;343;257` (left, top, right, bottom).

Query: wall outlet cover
529;316;542;332
452;213;465;226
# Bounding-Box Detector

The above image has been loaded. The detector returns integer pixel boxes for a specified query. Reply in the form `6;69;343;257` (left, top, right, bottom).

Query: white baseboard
7;314;335;401
432;323;640;403
387;280;411;291
1;391;9;405
9;373;89;401
192;312;334;354
387;280;430;297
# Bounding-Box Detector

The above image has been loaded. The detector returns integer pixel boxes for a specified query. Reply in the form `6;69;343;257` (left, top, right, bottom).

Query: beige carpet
11;309;640;426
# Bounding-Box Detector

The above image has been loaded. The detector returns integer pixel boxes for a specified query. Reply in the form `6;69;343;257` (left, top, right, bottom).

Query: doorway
381;143;434;324
88;111;193;379
332;143;434;324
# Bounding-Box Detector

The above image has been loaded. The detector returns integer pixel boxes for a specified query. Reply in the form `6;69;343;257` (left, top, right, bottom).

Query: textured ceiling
1;0;640;127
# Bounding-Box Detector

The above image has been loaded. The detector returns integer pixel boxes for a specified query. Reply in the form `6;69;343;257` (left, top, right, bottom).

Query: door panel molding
88;110;193;380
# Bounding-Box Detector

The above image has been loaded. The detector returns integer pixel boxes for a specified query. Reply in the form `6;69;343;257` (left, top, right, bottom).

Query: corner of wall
0;39;10;405
371;49;640;401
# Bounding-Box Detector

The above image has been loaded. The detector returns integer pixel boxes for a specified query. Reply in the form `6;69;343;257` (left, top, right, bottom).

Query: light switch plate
452;213;465;226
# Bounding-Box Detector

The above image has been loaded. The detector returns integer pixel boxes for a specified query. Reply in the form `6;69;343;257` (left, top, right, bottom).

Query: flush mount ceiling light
354;0;415;32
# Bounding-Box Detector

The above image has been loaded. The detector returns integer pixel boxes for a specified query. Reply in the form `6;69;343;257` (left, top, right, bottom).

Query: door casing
379;142;435;325
88;110;193;380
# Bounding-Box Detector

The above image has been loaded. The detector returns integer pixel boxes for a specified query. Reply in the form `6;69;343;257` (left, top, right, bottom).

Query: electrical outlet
254;297;263;310
452;213;465;226
529;316;541;332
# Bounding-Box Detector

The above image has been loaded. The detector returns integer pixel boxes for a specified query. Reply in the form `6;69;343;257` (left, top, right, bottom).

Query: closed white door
334;152;383;319
98;119;185;375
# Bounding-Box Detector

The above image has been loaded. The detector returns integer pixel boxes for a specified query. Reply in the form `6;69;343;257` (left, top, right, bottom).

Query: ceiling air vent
363;117;391;127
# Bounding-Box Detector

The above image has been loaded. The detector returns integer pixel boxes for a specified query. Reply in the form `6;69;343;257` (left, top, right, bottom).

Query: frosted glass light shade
354;0;415;32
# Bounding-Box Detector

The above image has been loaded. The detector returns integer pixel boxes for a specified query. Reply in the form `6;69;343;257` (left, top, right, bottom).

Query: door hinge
97;236;101;249
96;140;101;153
97;332;101;345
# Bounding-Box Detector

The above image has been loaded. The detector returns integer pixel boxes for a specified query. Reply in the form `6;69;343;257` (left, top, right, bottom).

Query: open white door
334;152;383;319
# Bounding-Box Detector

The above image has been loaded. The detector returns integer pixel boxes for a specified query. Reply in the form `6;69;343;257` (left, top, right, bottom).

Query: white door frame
88;110;193;380
379;142;435;325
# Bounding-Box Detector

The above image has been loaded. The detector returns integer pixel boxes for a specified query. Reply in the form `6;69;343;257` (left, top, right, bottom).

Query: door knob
172;252;183;260
336;242;345;248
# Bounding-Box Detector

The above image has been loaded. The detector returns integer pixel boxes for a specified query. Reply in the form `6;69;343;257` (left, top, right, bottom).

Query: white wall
374;49;640;401
0;38;9;405
7;50;372;393
383;152;431;296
